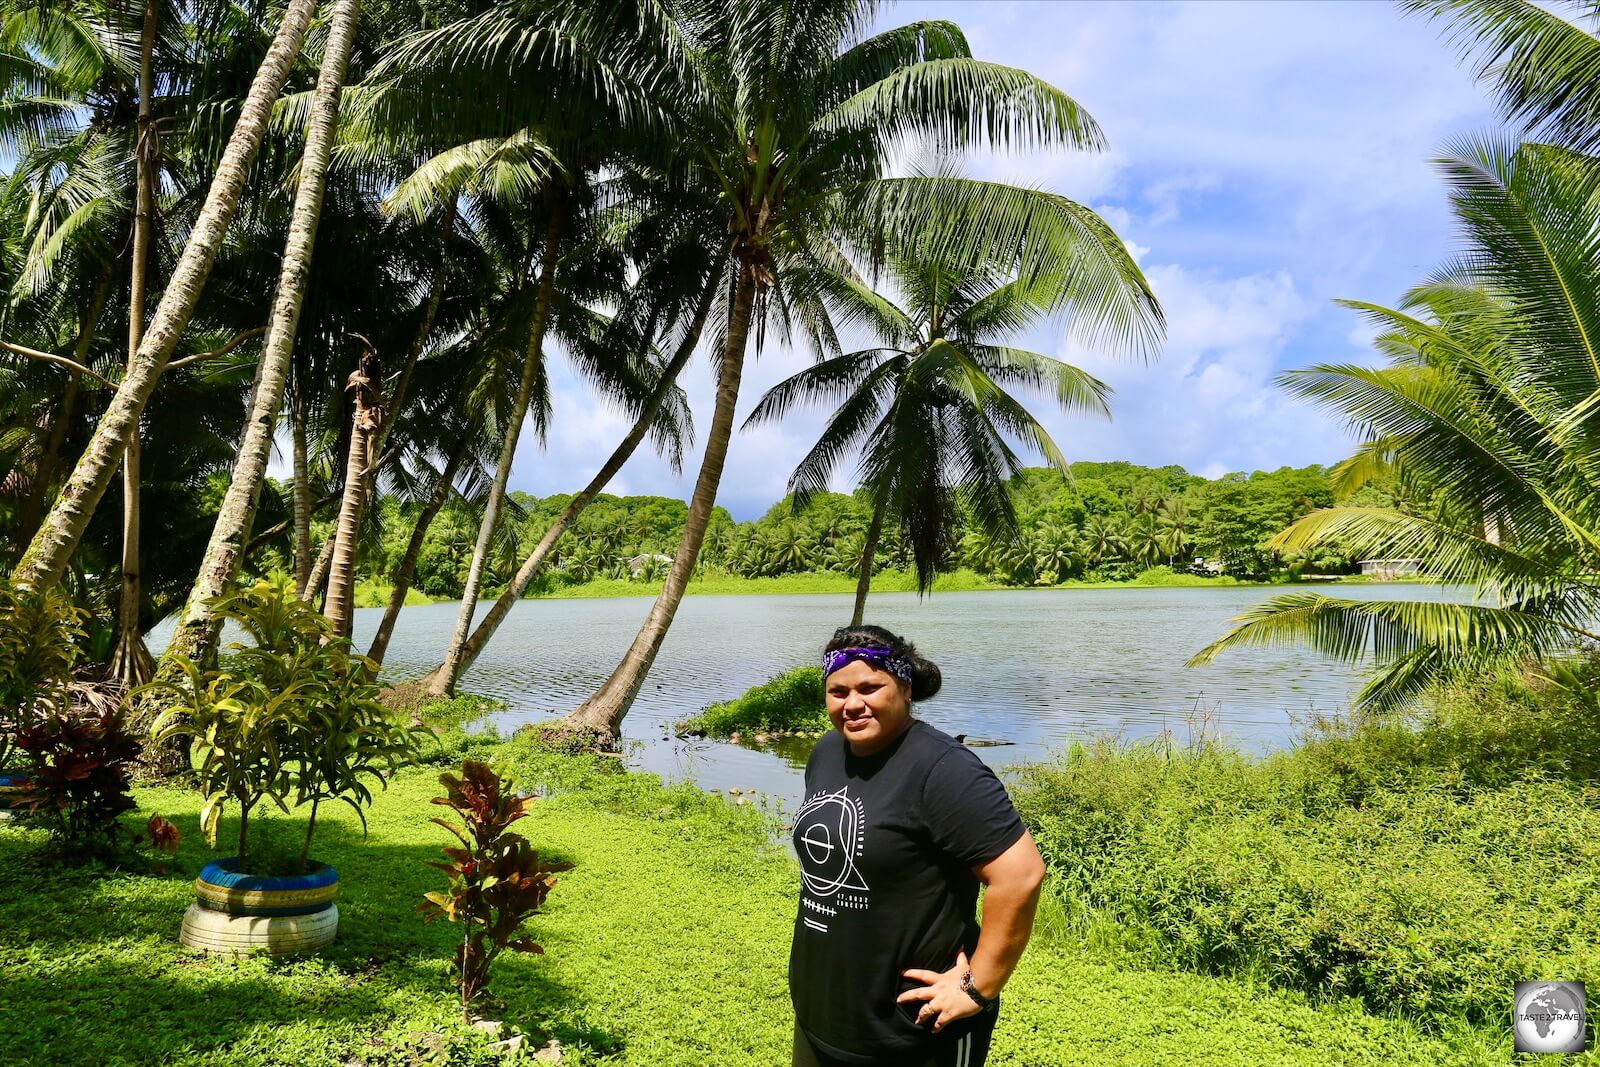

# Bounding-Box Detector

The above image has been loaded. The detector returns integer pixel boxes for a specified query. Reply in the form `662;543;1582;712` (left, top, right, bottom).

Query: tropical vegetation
337;460;1366;608
1195;0;1600;710
0;698;1530;1064
1;0;1162;750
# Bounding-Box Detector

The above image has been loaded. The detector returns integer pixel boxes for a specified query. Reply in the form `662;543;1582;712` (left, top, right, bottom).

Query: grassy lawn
0;737;1515;1066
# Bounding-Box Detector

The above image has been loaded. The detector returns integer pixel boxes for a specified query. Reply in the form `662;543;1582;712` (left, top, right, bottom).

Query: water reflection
148;584;1470;808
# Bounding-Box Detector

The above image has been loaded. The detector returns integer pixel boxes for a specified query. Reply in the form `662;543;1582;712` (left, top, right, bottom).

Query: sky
483;0;1499;520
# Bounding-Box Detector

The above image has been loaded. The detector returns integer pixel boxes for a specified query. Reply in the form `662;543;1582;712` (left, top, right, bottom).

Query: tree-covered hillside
322;460;1400;600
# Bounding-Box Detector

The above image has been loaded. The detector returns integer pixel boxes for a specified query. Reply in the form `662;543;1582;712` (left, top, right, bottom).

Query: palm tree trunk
429;203;562;698
563;265;758;745
336;205;453;603
326;345;382;638
12;0;317;590
305;531;337;604
366;436;470;672
412;264;717;688
110;436;155;684
160;0;359;667
373;202;453;466
292;387;312;593
851;499;885;627
110;0;160;690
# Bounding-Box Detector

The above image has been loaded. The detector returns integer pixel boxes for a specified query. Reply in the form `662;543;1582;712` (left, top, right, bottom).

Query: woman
790;624;1046;1067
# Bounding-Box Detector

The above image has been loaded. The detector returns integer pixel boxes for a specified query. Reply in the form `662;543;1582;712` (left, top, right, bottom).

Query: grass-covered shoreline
368;565;1433;607
0;692;1550;1065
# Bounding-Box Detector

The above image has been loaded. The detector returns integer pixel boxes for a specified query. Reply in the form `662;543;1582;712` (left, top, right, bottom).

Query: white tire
179;902;339;956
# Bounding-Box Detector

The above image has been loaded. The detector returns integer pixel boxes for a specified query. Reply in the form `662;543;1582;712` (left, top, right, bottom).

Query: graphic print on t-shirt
793;787;869;932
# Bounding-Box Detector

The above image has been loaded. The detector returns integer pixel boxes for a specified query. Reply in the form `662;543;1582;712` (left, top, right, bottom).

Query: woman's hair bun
824;624;942;702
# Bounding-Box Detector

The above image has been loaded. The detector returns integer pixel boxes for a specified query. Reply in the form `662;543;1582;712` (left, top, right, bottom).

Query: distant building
1359;558;1423;580
1190;557;1225;576
625;552;674;576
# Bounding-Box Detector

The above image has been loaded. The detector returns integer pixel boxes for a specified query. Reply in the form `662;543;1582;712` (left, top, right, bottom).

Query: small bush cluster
684;665;829;737
14;706;140;848
0;582;85;770
144;577;424;873
0;580;169;859
1010;677;1600;1028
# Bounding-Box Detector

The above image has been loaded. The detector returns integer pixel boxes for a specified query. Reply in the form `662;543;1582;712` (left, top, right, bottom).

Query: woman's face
824;659;913;756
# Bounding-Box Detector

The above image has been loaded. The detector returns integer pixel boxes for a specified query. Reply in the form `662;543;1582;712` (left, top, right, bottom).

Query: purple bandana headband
822;645;914;684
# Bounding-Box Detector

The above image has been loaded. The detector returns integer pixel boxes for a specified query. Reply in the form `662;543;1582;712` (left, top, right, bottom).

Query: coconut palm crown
745;244;1121;622
1191;139;1600;711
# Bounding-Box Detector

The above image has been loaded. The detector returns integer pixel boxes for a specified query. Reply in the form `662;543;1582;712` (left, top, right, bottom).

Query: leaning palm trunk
336;210;453;601
409;268;715;688
366;436;471;672
325;345;382;637
428;206;561;698
304;532;337;606
564;266;758;744
851;500;885;627
160;0;358;668
110;0;161;689
13;0;318;590
292;389;312;592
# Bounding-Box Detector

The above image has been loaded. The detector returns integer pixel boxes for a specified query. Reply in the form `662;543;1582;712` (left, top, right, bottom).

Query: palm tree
1080;513;1127;569
1158;497;1191;565
1128;510;1164;569
750;239;1150;623
1029;519;1079;581
552;1;1163;745
391;208;718;692
1404;0;1600;153
12;0;318;589
163;0;363;667
1191;140;1600;710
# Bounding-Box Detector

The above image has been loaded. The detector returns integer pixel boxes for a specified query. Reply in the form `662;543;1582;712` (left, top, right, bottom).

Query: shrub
684;666;828;737
0;581;85;771
143;577;421;873
1010;696;1600;1028
14;706;140;853
420;760;572;1023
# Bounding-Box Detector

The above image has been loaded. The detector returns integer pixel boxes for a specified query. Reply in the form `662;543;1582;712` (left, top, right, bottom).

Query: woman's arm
896;830;1047;1033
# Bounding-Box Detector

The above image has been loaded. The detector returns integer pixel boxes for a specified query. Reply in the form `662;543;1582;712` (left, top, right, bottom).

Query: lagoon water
151;584;1469;809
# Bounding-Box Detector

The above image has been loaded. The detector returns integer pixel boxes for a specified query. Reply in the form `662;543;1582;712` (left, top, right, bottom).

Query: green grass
0;717;1524;1066
530;567;1002;600
524;565;1424;600
352;579;433;610
681;666;830;737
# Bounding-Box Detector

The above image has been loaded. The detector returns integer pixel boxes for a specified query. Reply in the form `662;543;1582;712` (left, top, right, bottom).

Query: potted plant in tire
143;578;421;956
0;582;85;819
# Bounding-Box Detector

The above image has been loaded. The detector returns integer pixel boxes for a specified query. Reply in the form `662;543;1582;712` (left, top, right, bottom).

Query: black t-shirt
788;718;1026;1063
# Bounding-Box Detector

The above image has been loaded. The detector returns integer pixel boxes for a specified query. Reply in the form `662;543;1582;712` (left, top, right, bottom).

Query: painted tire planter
0;772;28;821
181;903;339;956
180;859;339;955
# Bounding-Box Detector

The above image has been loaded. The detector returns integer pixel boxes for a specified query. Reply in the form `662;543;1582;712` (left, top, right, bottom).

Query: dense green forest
319;459;1406;601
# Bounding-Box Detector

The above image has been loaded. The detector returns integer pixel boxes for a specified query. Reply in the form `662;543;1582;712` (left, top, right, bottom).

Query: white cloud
1048;262;1348;474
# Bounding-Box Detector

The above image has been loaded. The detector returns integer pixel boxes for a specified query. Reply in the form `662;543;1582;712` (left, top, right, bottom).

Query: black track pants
791;1009;997;1067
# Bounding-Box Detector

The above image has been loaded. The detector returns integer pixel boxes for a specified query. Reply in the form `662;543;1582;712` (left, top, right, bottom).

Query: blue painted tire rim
195;857;339;917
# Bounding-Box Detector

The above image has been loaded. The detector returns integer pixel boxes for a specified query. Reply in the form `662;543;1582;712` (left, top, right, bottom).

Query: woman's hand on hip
897;950;981;1034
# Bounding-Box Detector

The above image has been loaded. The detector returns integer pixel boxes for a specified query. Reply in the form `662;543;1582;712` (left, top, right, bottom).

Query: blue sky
513;0;1499;520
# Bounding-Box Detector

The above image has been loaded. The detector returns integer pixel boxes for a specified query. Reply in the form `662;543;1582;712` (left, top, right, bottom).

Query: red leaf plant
16;706;139;852
418;760;572;1023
